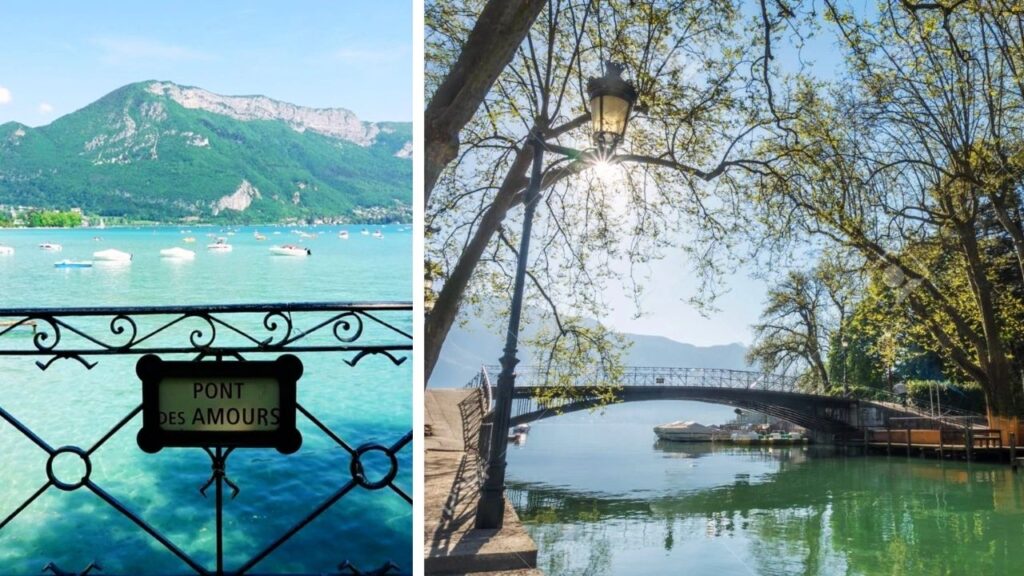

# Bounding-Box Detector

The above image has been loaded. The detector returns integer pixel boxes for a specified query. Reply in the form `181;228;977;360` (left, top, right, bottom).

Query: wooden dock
863;427;1019;463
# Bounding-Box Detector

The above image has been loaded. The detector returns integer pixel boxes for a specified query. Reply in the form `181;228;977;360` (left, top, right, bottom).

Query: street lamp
587;61;639;156
841;338;849;397
475;61;639;529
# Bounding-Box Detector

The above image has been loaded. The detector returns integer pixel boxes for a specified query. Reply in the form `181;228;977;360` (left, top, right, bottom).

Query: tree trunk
425;0;547;206
983;360;1024;418
425;146;533;384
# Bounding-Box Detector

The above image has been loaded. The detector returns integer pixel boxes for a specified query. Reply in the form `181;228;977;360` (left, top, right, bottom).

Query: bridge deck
472;365;986;439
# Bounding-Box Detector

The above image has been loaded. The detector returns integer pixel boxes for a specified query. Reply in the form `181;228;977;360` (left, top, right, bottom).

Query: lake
507;401;1024;575
0;225;412;574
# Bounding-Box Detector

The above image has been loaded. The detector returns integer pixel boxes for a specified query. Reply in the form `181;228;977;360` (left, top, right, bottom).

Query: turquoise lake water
0;226;411;574
507;402;1024;575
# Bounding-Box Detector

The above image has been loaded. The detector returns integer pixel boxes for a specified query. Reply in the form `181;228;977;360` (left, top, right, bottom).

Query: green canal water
506;402;1024;576
0;226;411;574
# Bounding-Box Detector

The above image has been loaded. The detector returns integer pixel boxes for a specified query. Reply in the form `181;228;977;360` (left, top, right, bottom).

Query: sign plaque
136;354;302;454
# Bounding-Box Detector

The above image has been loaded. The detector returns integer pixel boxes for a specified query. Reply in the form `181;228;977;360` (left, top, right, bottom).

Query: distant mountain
0;81;411;222
430;315;751;387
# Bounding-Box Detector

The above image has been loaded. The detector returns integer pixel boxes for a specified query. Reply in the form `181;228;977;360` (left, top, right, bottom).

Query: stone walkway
424;389;541;575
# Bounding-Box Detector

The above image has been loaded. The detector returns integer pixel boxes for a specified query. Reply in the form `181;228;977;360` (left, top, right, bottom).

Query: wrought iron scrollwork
108;314;138;349
331;312;364;343
0;302;412;372
345;349;408;367
42;561;102;576
337;560;401;575
260;309;294;347
199;447;239;499
0;302;412;575
30;315;62;352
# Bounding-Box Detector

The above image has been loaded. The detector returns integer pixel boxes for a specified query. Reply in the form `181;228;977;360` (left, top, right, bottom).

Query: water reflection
509;448;1024;575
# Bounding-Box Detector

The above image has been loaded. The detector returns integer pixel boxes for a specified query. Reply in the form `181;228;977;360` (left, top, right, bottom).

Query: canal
506;401;1024;575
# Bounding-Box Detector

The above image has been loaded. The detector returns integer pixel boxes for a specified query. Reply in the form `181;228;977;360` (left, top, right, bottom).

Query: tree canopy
426;0;1024;422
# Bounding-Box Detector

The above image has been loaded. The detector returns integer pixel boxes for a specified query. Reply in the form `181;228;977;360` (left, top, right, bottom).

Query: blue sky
601;11;853;347
0;1;412;126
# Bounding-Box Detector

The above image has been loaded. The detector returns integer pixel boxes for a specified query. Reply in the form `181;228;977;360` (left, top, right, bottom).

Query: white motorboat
360;228;370;235
729;431;762;443
93;248;132;262
508;424;531;444
269;245;311;257
372;229;383;238
254;232;267;241
207;238;233;251
160;247;196;260
39;243;62;251
54;260;92;269
338;230;349;239
653;421;727;442
0;245;13;255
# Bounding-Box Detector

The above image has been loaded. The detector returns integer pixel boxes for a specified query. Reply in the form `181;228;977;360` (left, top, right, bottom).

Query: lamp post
841;338;848;397
474;62;638;529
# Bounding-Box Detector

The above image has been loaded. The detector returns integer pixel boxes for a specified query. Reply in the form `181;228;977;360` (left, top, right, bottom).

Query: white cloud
38;102;54;114
0;86;11;104
334;45;410;64
93;36;212;64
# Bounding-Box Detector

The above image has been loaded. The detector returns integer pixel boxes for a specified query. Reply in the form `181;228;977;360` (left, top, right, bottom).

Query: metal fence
0;302;412;576
482;365;802;393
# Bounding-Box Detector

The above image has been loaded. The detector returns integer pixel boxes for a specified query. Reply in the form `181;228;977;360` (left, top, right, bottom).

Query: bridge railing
481;365;802;393
0;302;412;576
887;415;989;430
465;365;494;461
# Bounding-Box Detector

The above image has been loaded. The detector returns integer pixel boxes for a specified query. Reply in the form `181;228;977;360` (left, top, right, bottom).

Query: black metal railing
0;302;412;576
482;365;802;393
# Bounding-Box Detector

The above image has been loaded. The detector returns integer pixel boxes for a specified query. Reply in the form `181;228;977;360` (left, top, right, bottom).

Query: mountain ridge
430;315;752;387
0;81;411;223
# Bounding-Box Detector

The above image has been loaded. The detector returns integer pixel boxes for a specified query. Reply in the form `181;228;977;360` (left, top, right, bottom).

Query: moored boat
653;421;728;442
93;248;132;262
729;431;762;444
54;260;92;269
39;243;62;251
269;245;311;256
160;247;196;260
727;430;808;444
207;237;233;251
0;245;13;255
338;230;349;239
508;424;531;444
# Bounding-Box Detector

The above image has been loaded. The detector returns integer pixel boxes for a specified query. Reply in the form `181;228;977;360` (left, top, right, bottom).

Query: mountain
0;81;411;222
429;315;751;387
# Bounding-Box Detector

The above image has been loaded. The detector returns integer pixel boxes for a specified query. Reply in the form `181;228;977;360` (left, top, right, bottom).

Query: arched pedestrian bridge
471;365;940;440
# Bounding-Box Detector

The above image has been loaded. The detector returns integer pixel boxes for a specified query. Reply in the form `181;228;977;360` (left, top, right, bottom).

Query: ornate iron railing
463;366;494;468
482;365;802;393
0;302;412;576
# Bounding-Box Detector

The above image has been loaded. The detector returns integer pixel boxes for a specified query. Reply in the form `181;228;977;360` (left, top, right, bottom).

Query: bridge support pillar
1011;433;1017;471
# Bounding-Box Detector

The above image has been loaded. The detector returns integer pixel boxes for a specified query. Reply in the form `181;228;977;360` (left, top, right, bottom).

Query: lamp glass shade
586;62;638;153
590;94;632;148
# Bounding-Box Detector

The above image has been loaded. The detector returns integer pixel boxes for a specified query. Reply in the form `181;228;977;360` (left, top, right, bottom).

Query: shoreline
0;221;413;230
